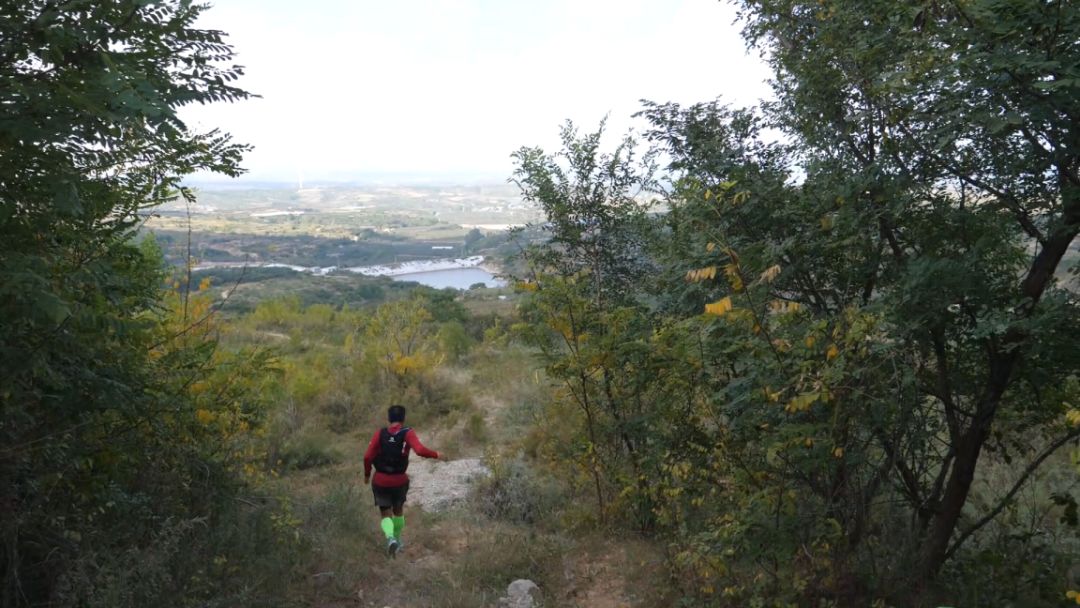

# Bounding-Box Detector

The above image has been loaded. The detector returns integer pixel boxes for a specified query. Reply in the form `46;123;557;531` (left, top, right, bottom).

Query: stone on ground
407;458;490;512
498;579;540;608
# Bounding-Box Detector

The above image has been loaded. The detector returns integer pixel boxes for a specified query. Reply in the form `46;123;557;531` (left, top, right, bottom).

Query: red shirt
363;423;439;487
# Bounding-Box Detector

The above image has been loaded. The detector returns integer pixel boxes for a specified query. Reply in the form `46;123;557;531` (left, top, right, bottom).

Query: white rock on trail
498;579;540;608
407;458;490;512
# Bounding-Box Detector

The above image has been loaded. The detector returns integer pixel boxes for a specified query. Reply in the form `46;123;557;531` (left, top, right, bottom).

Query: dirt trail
406;458;490;512
303;371;660;607
560;540;666;607
349;519;476;608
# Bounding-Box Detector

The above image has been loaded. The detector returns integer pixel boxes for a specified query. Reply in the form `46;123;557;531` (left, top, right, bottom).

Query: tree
464;227;485;253
438;320;473;363
364;298;441;394
730;0;1080;584
0;2;288;604
515;0;1080;598
512;120;659;306
512;122;666;527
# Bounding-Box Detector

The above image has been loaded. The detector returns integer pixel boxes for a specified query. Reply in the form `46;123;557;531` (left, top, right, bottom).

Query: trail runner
362;404;443;557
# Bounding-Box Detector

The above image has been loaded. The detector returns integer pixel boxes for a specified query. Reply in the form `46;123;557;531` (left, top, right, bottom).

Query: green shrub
302;483;371;541
278;432;343;471
321;392;361;434
472;452;563;525
465;412;488;444
438;320;473;362
422;525;563;608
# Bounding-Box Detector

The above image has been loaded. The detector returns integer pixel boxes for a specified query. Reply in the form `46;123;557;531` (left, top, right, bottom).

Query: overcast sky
183;0;773;183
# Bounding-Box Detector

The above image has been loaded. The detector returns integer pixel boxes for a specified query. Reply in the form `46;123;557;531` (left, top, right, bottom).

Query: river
390;267;505;289
193;258;506;290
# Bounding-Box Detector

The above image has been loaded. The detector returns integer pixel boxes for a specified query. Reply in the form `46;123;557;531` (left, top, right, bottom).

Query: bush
321;392;361;434
438;320;473;362
465;412;488;444
422;525;563;608
50;472;302;608
472;452;563;525
277;431;343;471
302;483;370;541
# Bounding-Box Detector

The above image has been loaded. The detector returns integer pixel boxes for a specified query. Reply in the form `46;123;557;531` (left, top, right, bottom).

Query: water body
193;258;505;290
390;267;505;290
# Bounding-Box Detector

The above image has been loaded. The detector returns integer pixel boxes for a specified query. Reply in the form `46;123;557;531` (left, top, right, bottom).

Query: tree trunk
915;412;992;582
915;203;1078;580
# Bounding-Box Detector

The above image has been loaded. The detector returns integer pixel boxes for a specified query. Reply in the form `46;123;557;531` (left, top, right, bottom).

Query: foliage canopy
513;1;1080;605
0;2;294;605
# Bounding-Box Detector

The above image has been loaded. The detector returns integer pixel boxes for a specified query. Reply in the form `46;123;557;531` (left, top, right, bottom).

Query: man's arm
362;430;381;482
405;429;441;459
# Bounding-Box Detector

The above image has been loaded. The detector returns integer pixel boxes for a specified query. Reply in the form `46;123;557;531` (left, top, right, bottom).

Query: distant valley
146;183;541;271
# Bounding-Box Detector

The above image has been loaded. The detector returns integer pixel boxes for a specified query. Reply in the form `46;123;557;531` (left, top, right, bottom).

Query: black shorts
372;481;409;508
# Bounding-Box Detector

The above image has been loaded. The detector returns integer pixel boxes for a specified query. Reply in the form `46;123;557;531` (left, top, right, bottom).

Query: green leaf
34;291;71;325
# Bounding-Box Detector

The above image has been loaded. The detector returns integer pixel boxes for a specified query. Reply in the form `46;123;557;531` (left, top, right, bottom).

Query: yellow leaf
1065;408;1080;427
195;409;215;425
827;344;839;360
833;447;844;458
725;264;743;291
392;354;419;374
759;264;781;283
805;335;817;348
686;266;717;283
704;296;733;316
770;300;802;315
785;392;820;413
706;242;716;253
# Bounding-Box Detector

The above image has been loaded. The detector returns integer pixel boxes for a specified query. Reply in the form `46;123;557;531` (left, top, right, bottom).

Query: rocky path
405;457;490;513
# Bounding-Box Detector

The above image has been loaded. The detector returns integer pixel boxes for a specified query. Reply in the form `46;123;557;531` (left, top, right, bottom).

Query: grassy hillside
204;284;673;606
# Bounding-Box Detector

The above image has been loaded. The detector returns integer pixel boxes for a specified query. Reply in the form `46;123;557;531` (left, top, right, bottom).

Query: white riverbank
345;255;486;276
192;255;493;278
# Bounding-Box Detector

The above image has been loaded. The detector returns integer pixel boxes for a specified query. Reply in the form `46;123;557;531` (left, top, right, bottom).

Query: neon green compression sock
392;515;404;539
380;517;395;540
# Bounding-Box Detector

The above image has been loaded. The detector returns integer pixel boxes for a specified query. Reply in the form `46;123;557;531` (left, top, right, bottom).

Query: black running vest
373;426;411;474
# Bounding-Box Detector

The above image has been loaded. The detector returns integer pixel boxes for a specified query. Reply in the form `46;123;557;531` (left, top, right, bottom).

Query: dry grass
271;342;671;607
288;465;669;608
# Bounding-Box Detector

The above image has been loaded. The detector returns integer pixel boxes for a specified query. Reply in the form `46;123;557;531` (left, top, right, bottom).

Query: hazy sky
184;0;773;183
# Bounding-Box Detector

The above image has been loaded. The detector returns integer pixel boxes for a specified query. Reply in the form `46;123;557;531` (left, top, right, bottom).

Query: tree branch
944;427;1080;560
